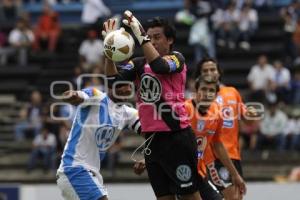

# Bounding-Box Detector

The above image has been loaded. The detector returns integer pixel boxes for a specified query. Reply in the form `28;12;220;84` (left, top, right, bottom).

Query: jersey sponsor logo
140;74;162;103
176;165;192;182
196;137;207;159
95;125;116;151
197;120;205;131
222;106;234;128
223;120;233;128
228;100;237;104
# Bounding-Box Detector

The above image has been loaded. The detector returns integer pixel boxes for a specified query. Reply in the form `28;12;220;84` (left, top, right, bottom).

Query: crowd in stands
1;0;300;177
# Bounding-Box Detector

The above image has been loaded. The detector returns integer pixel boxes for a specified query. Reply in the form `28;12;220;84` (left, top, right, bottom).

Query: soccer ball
103;29;135;62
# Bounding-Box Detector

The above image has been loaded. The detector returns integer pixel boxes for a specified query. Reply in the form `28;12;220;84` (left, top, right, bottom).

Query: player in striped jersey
56;85;141;200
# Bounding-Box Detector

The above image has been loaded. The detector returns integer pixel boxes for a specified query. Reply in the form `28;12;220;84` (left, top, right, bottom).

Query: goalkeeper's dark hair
145;17;176;48
194;57;223;81
194;75;220;92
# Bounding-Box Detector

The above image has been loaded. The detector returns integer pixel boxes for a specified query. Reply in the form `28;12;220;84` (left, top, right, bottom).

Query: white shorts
56;166;108;200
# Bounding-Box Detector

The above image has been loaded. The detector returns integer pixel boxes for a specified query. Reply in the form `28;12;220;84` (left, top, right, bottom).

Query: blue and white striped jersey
57;87;140;173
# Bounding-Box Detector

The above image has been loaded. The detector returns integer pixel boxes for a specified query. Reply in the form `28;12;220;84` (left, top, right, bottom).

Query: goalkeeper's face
147;27;174;56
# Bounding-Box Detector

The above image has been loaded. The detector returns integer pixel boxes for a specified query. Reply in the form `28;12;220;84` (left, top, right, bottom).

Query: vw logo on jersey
95;125;116;151
176;165;192;182
197;120;205;131
140;74;162;103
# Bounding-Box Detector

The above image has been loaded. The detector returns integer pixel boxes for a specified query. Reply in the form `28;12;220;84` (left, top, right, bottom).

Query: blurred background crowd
0;0;300;183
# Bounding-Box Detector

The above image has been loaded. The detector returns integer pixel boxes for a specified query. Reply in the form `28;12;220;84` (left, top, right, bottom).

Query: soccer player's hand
62;90;84;106
133;159;146;175
123;10;150;45
102;18;118;39
232;173;247;195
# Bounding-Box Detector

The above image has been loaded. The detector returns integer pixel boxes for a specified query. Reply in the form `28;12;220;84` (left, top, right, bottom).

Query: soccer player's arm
62;87;104;106
146;50;185;74
106;58;140;88
212;118;247;195
125;106;142;135
124;107;146;175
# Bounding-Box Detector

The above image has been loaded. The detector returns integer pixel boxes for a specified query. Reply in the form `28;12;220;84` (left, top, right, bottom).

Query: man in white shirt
247;54;275;102
8;18;34;66
81;0;111;26
27;126;57;172
56;84;141;200
270;60;291;103
257;101;288;151
79;30;104;72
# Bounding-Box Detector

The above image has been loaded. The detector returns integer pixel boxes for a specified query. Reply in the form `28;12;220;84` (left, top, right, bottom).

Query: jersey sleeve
148;51;185;74
233;87;247;116
77;87;105;105
124;106;141;135
107;58;144;88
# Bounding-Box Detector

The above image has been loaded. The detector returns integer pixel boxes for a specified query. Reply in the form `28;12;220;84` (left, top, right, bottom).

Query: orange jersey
213;86;246;161
185;99;223;177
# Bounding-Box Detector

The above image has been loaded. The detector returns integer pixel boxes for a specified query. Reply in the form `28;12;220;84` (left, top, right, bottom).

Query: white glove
122;10;150;45
102;18;118;39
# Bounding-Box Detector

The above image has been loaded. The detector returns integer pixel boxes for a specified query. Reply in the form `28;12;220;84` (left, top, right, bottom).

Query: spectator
256;101;288;151
291;115;300;150
281;2;298;62
33;4;61;52
237;2;258;50
247;55;275;102
0;0;22;29
81;0;111;30
187;0;216;64
14;90;43;141
212;2;239;49
8;18;34;66
71;65;82;87
281;114;300;151
290;68;300;105
240;119;259;150
79;29;104;72
293;19;300;59
27;126;57;173
0;28;15;66
270;60;291;103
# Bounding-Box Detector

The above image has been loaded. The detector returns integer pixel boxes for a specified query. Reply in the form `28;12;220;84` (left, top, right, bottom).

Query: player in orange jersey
194;58;257;200
185;76;246;200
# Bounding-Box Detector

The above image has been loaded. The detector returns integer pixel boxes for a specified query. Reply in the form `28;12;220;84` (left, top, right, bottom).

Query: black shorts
198;179;222;200
144;127;204;197
207;159;243;191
